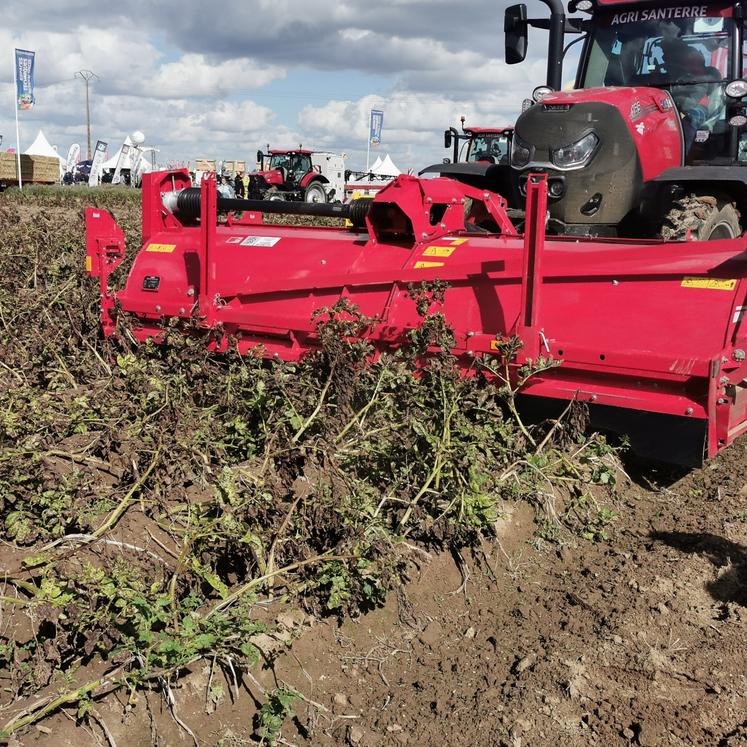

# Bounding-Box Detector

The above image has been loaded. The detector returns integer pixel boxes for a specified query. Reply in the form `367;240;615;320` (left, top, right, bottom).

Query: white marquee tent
102;137;156;175
372;154;400;177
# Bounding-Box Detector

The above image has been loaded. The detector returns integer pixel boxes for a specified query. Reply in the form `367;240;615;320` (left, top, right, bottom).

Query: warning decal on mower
146;243;176;253
681;277;737;291
414;261;445;269
240;236;281;247
423;246;456;258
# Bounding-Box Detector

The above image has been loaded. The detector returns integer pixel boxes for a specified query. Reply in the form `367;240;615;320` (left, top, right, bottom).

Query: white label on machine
240;236;281;247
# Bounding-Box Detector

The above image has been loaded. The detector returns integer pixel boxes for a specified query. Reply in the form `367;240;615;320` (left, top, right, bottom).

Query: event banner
15;49;35;110
112;143;132;185
369;110;383;146
88;140;108;187
65;143;81;174
131;151;147;187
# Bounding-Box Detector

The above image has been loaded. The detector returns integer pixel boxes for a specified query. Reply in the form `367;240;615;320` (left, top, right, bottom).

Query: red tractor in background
250;148;346;203
443;119;513;165
420;122;515;198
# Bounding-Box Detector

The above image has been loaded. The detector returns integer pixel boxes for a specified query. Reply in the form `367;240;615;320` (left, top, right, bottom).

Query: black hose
174;188;373;229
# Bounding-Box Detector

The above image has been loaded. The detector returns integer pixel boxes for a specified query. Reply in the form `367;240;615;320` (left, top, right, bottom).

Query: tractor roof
269;149;314;155
464;127;513;135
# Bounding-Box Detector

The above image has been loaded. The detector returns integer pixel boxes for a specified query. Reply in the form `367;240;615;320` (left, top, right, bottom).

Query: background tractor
250;148;345;203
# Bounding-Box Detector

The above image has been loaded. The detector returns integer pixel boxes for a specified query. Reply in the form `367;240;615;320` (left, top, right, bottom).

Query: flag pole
12;50;22;189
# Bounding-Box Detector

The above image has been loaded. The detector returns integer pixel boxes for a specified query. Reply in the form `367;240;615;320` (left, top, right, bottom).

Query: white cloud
149;55;285;97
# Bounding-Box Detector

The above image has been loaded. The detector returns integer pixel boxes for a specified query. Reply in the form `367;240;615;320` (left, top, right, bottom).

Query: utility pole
75;69;98;160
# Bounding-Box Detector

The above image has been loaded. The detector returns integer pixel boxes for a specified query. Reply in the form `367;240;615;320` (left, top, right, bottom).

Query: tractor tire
304;182;327;204
660;195;741;241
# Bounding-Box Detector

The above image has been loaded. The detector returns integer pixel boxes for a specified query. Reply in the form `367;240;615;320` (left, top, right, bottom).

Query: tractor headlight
511;134;532;168
551;131;599;169
725;79;747;99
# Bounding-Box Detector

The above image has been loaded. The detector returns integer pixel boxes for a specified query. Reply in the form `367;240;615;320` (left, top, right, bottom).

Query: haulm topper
87;0;747;465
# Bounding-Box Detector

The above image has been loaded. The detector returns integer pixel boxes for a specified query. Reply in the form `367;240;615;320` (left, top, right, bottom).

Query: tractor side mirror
256;149;263;166
505;4;528;65
444;130;452;149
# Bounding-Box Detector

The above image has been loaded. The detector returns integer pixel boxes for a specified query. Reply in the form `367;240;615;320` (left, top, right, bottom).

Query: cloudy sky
1;0;576;172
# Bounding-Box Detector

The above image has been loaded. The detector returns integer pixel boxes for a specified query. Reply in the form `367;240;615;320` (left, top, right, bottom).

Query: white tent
372;154;400;177
368;155;383;172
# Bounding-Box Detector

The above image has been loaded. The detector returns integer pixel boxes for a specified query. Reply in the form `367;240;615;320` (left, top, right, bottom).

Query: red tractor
86;0;747;465
444;122;513;165
505;0;747;239
250;148;345;203
421;123;515;198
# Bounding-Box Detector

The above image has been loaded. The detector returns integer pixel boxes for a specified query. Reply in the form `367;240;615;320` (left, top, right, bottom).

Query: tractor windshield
466;134;510;164
269;153;290;171
582;8;733;159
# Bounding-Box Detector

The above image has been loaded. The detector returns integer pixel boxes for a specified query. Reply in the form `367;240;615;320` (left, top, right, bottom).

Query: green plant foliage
0;188;623;736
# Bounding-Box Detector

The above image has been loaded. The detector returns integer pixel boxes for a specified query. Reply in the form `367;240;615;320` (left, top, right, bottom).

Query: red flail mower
87;168;747;466
87;0;747;465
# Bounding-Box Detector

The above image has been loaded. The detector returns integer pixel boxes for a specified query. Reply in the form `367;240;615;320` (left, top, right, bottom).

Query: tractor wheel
660;195;742;241
304;182;327;203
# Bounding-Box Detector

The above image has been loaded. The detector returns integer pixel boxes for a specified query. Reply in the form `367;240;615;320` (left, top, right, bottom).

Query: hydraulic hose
168;187;373;229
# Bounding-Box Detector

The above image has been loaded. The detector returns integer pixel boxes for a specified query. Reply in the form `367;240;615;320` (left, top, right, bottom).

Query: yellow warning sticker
681;277;737;291
414;261;445;269
146;243;177;253
423;246;456;258
85;256;92;272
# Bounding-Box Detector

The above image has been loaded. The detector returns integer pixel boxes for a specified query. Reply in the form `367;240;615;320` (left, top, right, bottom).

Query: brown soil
12;440;746;747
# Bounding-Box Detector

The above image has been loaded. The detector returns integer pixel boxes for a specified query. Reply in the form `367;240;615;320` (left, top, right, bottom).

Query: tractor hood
512;87;682;229
254;169;284;186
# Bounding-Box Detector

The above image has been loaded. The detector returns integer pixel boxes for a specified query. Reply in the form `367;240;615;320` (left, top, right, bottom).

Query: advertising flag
369;110;383;147
88;140;108;187
65;143;81;174
15;49;35;110
112;143;132;185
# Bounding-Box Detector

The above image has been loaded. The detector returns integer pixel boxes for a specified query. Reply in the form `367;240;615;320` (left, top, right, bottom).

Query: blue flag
15;49;35;110
369;110;383;146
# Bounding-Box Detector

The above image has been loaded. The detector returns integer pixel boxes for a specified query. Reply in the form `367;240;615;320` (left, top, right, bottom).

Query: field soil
0;190;745;747
18;446;746;747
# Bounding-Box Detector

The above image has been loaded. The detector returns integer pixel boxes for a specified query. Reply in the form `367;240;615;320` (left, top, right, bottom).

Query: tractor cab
464;128;512;164
579;5;736;162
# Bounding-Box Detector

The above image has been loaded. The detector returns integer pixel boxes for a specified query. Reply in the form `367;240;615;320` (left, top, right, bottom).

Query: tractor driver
663;41;724;153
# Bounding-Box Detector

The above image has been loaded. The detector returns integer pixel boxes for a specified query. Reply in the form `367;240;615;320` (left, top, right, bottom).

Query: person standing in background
242;171;251;199
234;171;245;198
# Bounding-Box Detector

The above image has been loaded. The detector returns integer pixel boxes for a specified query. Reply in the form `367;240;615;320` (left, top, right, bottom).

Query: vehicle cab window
582;10;733;162
467;135;509;163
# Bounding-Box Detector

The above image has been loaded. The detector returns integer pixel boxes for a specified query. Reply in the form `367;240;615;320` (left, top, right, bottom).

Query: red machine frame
87;169;747;464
